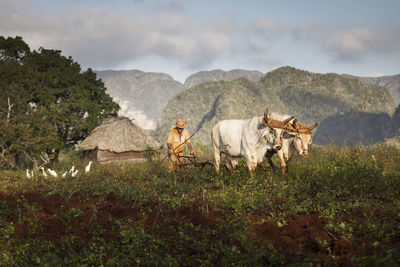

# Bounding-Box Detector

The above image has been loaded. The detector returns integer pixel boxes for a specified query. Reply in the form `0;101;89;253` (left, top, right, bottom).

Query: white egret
61;171;67;178
71;169;79;177
69;165;75;174
85;161;93;174
26;169;31;179
47;168;58;178
39;167;47;177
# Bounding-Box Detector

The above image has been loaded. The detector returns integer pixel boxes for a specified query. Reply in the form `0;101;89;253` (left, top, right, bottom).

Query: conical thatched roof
78;117;162;153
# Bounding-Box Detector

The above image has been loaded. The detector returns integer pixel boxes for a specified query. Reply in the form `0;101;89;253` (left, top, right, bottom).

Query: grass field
1;145;400;266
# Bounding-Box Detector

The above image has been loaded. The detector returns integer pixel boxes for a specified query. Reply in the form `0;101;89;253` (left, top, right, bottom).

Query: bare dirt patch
1;189;399;264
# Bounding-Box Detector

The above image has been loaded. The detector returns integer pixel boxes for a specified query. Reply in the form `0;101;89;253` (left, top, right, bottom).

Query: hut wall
83;149;98;162
96;150;150;164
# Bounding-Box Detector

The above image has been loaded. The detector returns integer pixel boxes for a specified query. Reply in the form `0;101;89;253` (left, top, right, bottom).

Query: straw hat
175;119;186;129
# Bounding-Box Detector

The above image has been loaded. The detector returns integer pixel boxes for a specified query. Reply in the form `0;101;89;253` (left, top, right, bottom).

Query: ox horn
310;122;319;130
292;119;298;129
264;108;269;122
282;116;294;125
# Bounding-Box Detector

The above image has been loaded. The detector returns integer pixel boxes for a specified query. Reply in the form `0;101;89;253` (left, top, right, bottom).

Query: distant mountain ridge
345;74;400;106
183;69;263;89
96;69;266;129
154;67;397;146
95;67;399;147
96;70;185;129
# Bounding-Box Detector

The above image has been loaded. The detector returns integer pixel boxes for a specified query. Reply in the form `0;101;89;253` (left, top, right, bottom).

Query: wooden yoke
261;108;294;130
286;120;319;135
261;108;294;147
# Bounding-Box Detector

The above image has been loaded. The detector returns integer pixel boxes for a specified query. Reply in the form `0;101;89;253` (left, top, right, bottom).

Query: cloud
248;17;400;63
154;1;185;11
249;18;289;35
365;72;386;77
229;41;282;69
1;0;399;75
321;26;400;62
323;27;373;61
0;1;234;71
117;99;156;129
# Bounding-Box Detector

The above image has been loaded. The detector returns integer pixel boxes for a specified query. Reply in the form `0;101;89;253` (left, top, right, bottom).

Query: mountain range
95;67;400;147
96;70;185;129
96;69;264;130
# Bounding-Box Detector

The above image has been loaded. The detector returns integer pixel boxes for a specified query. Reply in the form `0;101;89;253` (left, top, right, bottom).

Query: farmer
167;119;195;173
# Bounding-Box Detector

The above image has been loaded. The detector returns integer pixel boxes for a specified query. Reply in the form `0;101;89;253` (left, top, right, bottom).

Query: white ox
211;109;293;176
266;113;318;174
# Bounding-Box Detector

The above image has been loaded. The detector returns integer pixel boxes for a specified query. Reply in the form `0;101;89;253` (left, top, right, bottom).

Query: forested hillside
155;67;397;145
183;69;263;89
346;74;400;106
96;69;264;129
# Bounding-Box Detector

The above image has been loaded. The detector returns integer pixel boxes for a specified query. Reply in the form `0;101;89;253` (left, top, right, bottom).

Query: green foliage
0;145;399;265
0;36;120;169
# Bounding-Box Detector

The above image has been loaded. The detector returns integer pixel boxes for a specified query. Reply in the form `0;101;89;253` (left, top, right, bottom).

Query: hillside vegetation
155;67;396;145
96;69;263;130
1;145;399;265
184;69;263;89
348;74;400;106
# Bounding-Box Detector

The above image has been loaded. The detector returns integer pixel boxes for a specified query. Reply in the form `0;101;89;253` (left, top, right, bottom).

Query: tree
0;36;120;169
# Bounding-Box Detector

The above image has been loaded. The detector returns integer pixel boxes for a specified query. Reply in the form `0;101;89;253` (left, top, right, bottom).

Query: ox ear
285;131;296;137
310;122;319;130
282;116;294;125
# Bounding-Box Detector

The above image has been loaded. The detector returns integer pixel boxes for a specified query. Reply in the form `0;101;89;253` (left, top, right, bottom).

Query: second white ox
266;113;318;174
211;108;293;175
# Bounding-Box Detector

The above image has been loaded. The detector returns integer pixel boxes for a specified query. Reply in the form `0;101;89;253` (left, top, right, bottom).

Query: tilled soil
1;190;399;265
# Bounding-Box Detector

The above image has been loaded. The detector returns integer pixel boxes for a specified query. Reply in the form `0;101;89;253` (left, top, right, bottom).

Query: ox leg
213;150;221;174
277;150;287;174
230;158;239;170
224;156;239;172
223;156;233;172
285;158;292;173
211;129;221;175
249;168;256;178
266;150;276;170
245;156;257;177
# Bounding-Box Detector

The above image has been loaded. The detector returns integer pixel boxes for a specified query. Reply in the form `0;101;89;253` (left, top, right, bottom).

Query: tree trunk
7;97;14;124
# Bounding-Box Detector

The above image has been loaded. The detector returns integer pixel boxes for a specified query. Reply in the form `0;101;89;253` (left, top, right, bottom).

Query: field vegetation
1;145;399;266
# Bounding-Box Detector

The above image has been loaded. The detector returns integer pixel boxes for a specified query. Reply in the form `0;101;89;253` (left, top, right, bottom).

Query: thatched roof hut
78;117;162;164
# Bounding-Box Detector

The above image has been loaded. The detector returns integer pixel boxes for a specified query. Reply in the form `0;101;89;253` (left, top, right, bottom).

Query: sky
1;0;400;83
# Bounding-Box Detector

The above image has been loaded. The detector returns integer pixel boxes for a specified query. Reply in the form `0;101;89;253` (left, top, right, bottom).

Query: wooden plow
178;155;214;168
